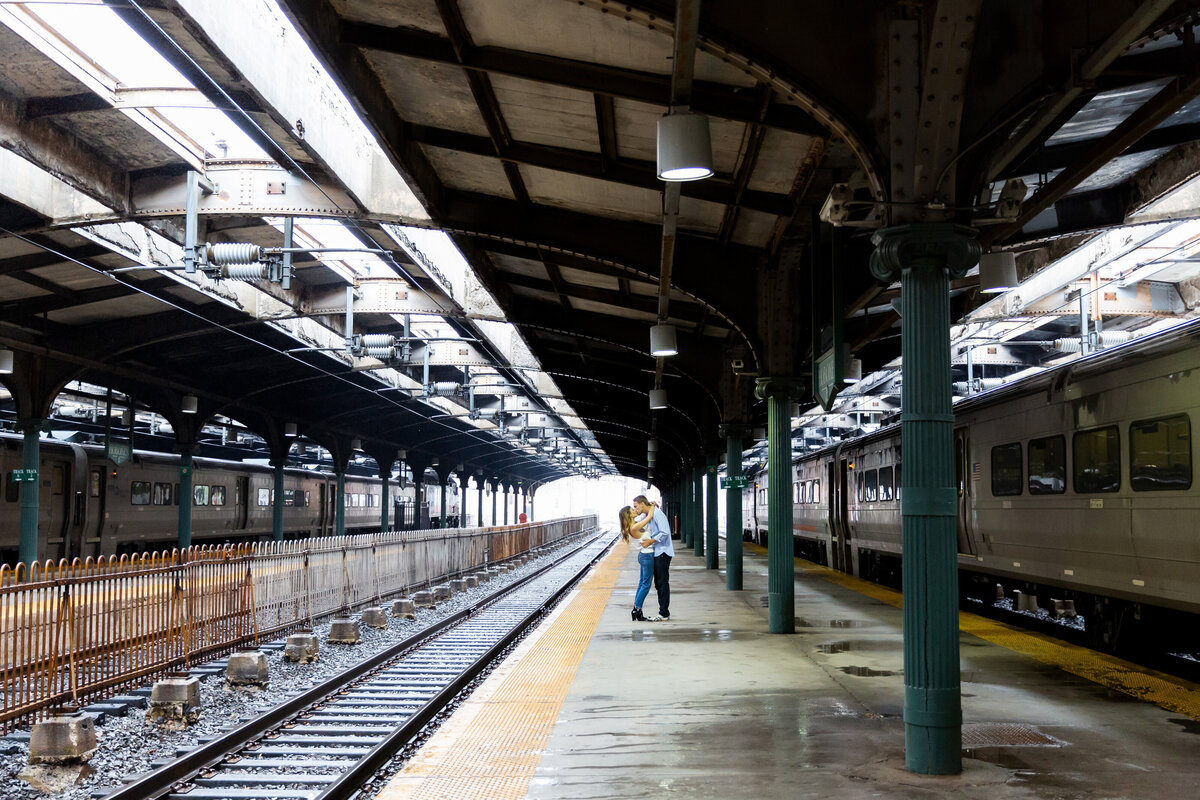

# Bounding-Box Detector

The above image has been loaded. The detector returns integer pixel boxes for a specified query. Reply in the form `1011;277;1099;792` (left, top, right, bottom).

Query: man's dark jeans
653;554;672;618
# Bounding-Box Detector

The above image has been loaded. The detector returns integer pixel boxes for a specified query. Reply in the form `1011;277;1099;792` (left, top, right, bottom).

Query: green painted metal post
335;471;346;536
178;446;193;550
756;378;803;633
272;462;285;541
503;488;509;524
18;421;41;567
705;455;718;570
691;466;704;558
491;483;497;525
871;223;979;775
477;482;484;527
440;480;448;526
726;433;743;590
380;472;390;532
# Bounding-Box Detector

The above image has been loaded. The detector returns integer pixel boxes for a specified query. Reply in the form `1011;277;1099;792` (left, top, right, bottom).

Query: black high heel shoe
631;607;645;622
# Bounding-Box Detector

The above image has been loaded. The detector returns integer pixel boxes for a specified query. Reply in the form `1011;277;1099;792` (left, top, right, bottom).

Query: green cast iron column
678;480;689;547
440;480;448;526
477;482;484;527
503;487;509;524
755;378;803;633
335;471;346;536
18;420;41;567
705;455;718;569
178;445;194;550
871;223;979;775
380;472;390;532
692;466;704;558
272;461;285;541
726;433;743;591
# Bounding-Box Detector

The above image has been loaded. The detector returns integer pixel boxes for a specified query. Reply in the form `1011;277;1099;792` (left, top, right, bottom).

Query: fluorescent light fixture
181;394;198;414
649;389;668;410
350;437;362;451
657;112;714;181
979;251;1018;293
284;422;297;437
649;323;678;357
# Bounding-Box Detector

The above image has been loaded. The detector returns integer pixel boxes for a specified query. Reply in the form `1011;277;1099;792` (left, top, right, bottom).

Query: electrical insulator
205;242;263;266
429;382;460;396
221;264;269;280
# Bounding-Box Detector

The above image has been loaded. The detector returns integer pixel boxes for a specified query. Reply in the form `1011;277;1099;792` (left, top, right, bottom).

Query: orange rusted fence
0;515;595;733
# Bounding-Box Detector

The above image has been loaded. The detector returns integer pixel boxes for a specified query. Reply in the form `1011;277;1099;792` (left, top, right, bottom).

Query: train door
954;428;977;556
234;476;249;530
89;464;106;558
317;483;328;535
66;444;89;560
831;458;851;572
42;459;71;561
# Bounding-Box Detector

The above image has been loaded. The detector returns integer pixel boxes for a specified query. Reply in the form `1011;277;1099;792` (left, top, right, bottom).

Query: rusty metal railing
0;515;595;733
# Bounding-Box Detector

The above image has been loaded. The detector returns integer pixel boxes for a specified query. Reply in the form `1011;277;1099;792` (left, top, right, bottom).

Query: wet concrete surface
524;545;1200;799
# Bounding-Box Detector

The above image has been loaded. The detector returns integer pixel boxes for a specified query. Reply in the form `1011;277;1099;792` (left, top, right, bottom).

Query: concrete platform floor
383;539;1200;799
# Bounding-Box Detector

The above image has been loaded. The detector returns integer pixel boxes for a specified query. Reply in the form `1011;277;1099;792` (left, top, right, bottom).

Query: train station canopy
1;1;1200;484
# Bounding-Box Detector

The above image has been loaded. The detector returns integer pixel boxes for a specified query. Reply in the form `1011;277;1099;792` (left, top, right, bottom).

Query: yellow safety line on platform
744;542;1200;721
375;542;624;800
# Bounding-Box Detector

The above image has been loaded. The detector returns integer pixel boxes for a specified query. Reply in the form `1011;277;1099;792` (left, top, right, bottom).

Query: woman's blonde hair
618;506;634;542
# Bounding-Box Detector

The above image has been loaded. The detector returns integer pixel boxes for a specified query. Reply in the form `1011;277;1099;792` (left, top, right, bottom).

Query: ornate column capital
754;377;806;402
869;223;981;282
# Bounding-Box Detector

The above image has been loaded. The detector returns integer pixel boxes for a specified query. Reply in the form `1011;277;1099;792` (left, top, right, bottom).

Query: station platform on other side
374;537;1200;800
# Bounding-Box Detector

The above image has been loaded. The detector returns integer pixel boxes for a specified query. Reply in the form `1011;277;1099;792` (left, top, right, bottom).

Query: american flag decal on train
971;462;981;481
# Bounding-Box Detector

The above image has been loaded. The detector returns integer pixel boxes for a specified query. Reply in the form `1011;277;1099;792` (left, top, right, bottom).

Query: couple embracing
619;495;674;621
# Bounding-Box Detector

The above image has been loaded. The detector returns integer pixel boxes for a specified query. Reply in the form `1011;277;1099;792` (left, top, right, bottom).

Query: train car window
864;469;878;502
1073;427;1120;493
1130;414;1192;491
793;482;799;504
304;491;311;508
813;478;821;504
210;485;226;506
990;443;1023;496
152;482;172;505
284;489;295;507
193;485;209;506
372;493;379;507
894;465;901;500
130;481;151;505
51;465;65;496
854;471;863;503
257;488;270;506
878;466;894;501
90;468;102;498
1028;436;1066;495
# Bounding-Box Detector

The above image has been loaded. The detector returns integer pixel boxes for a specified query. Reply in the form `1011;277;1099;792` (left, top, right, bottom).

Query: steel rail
101;528;607;800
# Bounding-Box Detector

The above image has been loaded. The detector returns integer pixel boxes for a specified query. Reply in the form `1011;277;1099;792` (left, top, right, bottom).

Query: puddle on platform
797;617;862;629
963;748;1034;769
1170;717;1200;735
619;628;736;643
838;665;897;677
815;638;896;654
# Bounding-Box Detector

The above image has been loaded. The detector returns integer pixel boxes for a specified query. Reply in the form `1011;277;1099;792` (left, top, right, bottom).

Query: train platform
375;537;1200;800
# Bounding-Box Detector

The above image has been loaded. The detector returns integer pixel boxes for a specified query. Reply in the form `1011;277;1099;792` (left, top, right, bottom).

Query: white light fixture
0;348;12;374
979;251;1018;293
181;394;198;414
649;324;678;357
431;457;439;467
647;438;658;453
456;463;464;472
284;422;297;437
398;449;407;460
350;437;362;451
657;112;714;181
649;389;668;410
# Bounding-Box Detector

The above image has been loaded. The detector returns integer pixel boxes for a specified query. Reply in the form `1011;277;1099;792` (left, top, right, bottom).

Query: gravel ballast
0;548;565;800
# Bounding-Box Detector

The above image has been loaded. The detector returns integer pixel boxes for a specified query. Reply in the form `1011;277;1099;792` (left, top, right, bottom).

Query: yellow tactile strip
375;542;625;800
745;542;1200;721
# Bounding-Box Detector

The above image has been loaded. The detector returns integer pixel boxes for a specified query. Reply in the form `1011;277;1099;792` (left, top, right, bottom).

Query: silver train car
0;435;465;564
744;319;1200;651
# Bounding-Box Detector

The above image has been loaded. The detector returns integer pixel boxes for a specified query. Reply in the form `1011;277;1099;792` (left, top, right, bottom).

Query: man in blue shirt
633;495;674;620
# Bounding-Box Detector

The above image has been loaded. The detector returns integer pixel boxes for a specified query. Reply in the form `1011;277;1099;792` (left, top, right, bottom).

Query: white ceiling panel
490;75;600;153
423;146;514;198
365;52;489;136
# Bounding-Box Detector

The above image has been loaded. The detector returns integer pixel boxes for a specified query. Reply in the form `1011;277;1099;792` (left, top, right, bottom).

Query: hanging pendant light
657;112;714;181
979;251;1018;293
649;323;678;357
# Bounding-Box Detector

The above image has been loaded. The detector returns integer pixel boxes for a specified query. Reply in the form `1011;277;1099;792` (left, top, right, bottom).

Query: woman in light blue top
619;505;654;621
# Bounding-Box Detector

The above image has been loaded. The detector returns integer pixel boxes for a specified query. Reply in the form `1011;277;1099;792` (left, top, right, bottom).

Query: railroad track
102;531;615;800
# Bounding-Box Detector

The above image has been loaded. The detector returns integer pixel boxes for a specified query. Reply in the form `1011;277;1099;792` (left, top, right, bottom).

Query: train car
741;319;1200;652
423;480;462;528
0;434;420;564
